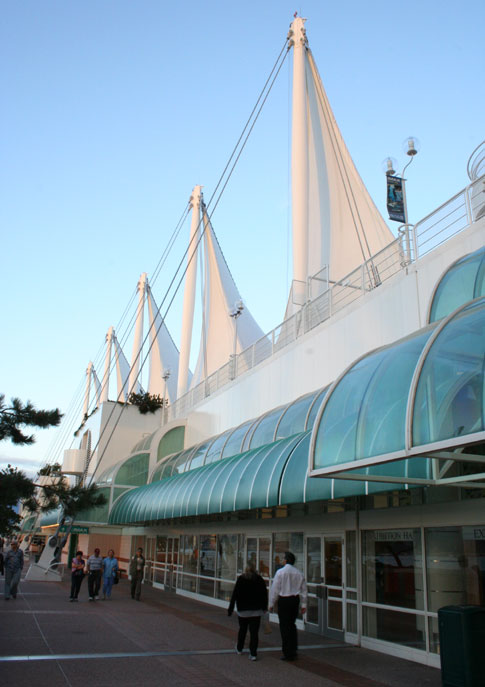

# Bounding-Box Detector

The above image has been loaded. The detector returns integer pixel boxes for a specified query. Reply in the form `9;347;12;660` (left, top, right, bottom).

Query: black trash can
438;605;485;686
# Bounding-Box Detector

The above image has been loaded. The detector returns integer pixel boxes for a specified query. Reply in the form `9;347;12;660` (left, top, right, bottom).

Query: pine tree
0;394;62;445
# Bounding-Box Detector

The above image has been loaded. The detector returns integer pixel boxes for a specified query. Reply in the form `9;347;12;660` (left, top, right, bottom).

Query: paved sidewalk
0;574;442;687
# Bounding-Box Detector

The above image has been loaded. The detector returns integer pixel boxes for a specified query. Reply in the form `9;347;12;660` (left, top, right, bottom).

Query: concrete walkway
0;574;442;687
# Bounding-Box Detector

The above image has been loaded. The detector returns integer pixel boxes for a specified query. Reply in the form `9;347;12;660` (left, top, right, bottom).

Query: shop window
425;525;485;613
362;529;424;611
199;534;216;597
273;532;304;575
363;606;426;650
180;534;198;593
216;534;237;601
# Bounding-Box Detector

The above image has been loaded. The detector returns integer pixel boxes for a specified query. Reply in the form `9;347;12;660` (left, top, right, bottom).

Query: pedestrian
268;551;307;661
70;551;85;602
4;540;24;600
129;547;145;600
86;547;103;600
102;549;119;599
228;564;268;661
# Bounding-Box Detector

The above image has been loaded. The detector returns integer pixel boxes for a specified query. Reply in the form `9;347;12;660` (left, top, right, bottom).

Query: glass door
305;535;345;639
246;536;271;584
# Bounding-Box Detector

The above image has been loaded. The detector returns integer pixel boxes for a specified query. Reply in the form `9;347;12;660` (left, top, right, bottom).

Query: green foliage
0;394;62;445
0;465;35;534
0;462;107;536
128;391;164;414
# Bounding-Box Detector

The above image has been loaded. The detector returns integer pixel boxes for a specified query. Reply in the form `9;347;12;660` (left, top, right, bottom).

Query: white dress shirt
269;563;307;608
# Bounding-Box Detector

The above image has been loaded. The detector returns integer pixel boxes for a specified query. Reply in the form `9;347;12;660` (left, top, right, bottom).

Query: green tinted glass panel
429;247;485;323
357;328;433;458
314;352;386;468
414;299;485;445
150;457;170;482
313;327;433;469
204;455;241;513
115;453;149;486
249;406;286;449
77;487;110;523
112;487;130;504
171;448;195;476
279;434;312;505
250;435;304;508
306;386;330;429
234;445;278;511
220;451;261;512
157;426;185;461
276;392;318;439
205;430;232;464
221;420;254;459
187;440;212;470
183;465;216;517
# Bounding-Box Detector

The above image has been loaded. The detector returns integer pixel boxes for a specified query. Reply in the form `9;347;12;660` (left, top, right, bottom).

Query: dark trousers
70;573;84;599
131;572;143;599
88;570;102;597
237;616;261;656
277;595;300;658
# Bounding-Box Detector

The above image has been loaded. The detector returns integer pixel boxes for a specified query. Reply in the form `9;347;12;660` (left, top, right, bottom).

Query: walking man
3;540;24;600
86;547;103;600
269;551;307;661
129;547;145;601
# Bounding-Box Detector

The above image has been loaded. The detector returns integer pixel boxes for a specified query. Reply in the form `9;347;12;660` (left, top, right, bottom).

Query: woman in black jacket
228;564;268;661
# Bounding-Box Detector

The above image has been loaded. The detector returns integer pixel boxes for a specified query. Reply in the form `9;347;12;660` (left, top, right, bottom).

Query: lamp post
229;300;244;380
384;137;420;263
162;369;171;422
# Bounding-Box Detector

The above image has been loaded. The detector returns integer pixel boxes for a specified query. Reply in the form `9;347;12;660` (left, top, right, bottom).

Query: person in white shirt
269;551;307;661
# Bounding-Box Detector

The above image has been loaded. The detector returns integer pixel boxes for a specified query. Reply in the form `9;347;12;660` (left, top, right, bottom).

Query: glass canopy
429;246;485;323
311;297;485;487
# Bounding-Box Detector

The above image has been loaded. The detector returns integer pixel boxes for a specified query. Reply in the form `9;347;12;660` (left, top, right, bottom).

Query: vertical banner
386;175;406;223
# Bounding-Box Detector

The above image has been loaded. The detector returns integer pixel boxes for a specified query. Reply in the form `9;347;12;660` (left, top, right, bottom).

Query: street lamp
229;300;244;379
384;137;420;224
162;369;171;407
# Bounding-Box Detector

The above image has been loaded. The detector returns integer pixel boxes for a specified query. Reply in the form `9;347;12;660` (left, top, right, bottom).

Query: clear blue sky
1;0;484;475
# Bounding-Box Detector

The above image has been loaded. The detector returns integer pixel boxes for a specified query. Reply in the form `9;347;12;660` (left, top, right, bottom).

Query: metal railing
167;177;484;422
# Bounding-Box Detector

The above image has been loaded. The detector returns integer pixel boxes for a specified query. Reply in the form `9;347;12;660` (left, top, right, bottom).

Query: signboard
374;529;414;542
59;525;89;534
386;175;406;223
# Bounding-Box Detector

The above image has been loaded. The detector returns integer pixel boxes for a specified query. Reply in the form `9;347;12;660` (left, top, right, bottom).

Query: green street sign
59;525;89;534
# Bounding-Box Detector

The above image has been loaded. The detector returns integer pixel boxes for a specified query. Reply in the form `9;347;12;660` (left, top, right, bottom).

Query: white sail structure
189;201;264;389
82;362;102;417
288;17;396;311
112;333;140;401
146;284;182;402
177;186;202;398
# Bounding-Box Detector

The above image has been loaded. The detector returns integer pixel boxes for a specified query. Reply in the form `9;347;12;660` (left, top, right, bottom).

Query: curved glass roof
109;430;371;525
147;387;328;484
429;246;485;323
311;297;485;486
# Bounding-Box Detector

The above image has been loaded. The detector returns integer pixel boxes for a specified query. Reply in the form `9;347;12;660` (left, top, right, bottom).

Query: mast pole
83;362;93;417
289;16;309;304
177;185;202;398
100;327;114;403
129;273;147;394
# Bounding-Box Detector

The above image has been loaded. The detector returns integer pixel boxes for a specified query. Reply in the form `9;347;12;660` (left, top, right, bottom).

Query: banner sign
386;175;406;223
59;525;89;534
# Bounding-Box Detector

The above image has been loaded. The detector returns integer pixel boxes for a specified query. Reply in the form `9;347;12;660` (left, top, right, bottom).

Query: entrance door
246;536;271;584
305;535;345;639
154;536;179;590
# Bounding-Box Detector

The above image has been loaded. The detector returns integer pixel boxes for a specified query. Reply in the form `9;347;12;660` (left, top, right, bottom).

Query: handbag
263;611;272;634
112;569;119;585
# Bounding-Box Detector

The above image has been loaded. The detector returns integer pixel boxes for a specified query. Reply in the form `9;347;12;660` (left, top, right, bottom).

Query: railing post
464;185;473;225
361;263;365;293
412;222;419;262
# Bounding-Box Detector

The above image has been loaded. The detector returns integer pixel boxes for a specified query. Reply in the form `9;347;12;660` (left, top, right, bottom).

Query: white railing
168;177;484;422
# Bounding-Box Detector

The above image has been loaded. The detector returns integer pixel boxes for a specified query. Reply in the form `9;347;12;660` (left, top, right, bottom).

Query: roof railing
168;177;484;422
